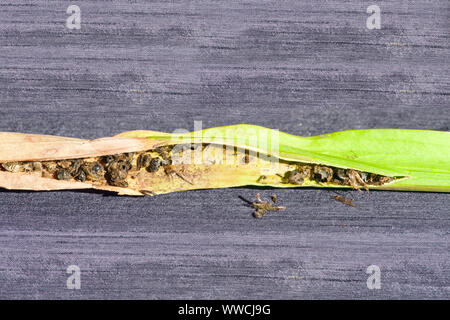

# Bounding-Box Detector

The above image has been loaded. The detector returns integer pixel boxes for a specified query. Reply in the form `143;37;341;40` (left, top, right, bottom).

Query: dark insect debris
252;193;286;219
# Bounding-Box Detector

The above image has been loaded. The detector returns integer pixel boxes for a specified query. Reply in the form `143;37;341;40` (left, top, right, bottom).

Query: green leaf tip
118;125;450;192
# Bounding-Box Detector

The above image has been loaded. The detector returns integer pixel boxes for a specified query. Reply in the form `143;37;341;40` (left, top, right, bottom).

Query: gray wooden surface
0;0;449;299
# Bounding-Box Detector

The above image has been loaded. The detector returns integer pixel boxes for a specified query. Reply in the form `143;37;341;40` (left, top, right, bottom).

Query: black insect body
105;159;130;187
147;158;161;172
335;168;348;182
68;159;82;176
82;162;105;181
284;170;305;185
55;168;71;180
313;165;333;183
137;154;151;170
101;155;117;167
155;147;172;165
75;170;87;182
42;161;58;173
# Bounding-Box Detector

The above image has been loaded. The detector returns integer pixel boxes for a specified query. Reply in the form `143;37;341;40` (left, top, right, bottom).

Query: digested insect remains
333;195;356;207
280;164;394;190
252;193;286;218
0;146;179;188
0;143;398;193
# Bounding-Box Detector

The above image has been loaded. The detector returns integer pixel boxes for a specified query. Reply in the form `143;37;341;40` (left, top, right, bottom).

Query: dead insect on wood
367;174;393;186
55;168;71;180
298;165;312;178
313;165;333;183
280;164;312;185
334;168;348;182
57;159;81;177
164;165;194;185
282;170;303;185
256;175;267;184
82;162;105;181
42;161;58;173
155;146;172;162
101;155;118;167
252;193;285;218
137;154;152;170
21;162;34;172
146;157;162;172
68;159;82;176
74;169;87;182
57;160;72;170
347;169;369;191
105;159;130;187
122;152;134;162
333;195;356;207
1;162;22;173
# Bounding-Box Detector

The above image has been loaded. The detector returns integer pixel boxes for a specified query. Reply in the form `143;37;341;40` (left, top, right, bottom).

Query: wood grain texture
0;0;448;299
